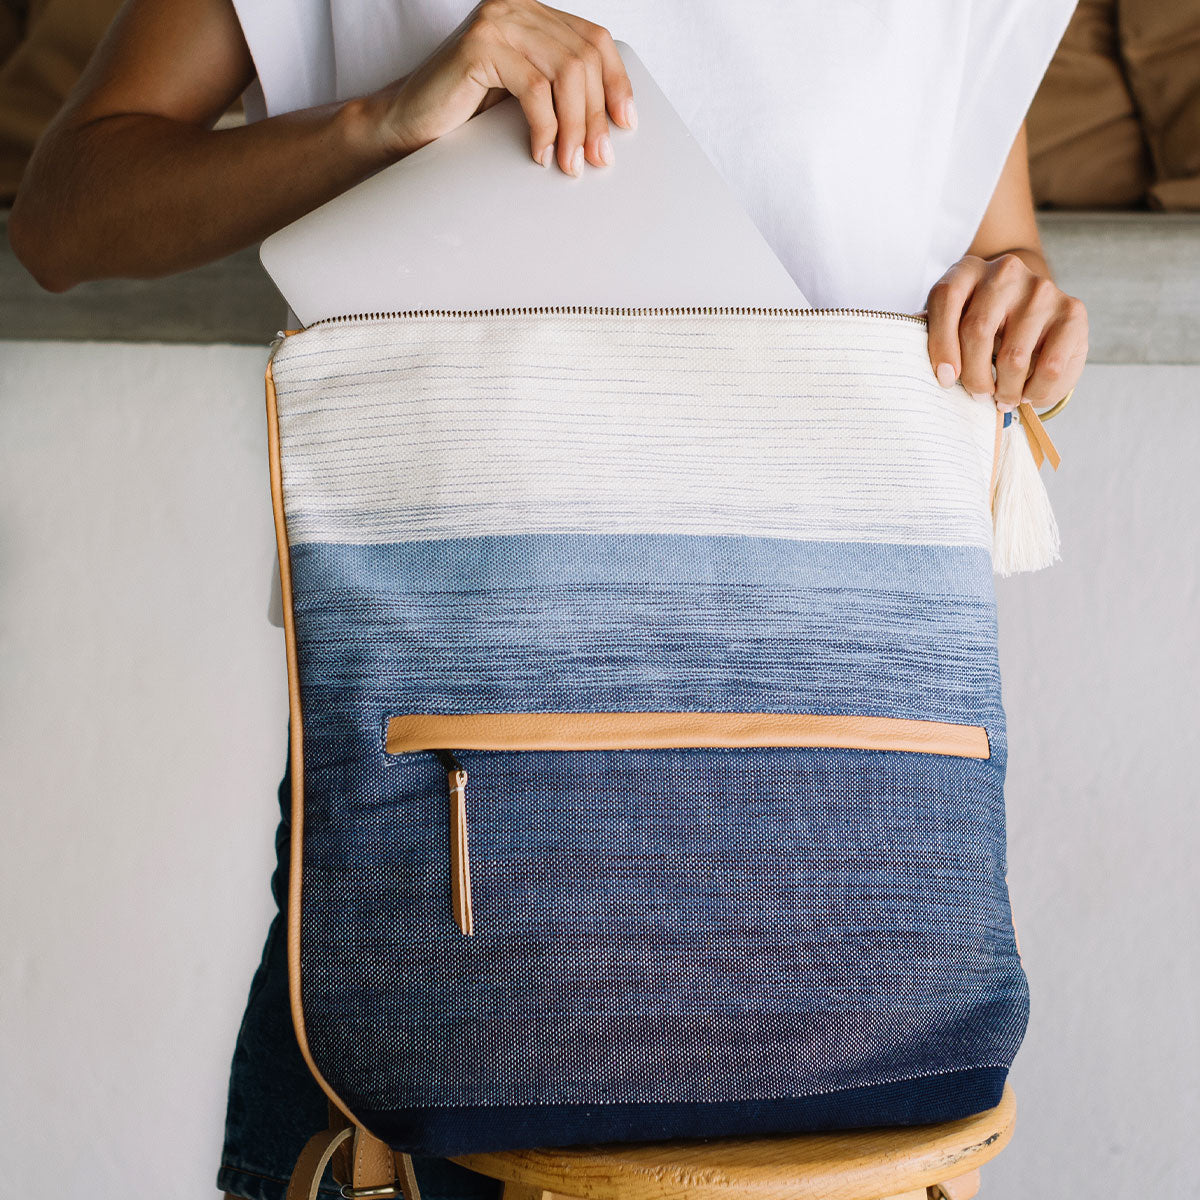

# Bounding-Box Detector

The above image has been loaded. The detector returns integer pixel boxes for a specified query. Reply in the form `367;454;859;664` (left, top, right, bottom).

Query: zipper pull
434;750;474;936
268;328;301;356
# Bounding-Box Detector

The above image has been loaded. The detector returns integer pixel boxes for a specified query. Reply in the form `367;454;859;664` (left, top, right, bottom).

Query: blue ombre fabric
267;311;1027;1155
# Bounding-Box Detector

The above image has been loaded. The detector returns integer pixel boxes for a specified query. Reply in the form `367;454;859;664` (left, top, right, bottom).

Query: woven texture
269;312;1027;1155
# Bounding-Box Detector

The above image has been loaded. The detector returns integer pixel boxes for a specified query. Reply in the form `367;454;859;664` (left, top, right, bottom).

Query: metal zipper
271;306;927;356
304;305;928;328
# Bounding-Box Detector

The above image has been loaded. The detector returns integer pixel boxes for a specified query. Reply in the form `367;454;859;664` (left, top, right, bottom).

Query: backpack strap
286;1104;423;1200
285;1123;351;1200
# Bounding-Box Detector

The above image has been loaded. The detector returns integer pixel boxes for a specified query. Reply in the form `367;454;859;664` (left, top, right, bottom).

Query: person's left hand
918;253;1089;413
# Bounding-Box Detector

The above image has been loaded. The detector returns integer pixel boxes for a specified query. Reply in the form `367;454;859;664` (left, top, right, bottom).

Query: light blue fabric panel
290;532;1002;733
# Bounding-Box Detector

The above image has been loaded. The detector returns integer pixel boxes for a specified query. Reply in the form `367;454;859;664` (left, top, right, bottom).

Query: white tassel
991;408;1061;575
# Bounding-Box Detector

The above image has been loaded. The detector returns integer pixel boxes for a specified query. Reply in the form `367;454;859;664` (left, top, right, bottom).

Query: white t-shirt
243;0;1076;626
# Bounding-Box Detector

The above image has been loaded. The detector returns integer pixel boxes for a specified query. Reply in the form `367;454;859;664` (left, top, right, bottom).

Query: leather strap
352;1126;408;1195
285;1125;353;1200
329;1101;353;1184
1016;400;1062;471
393;1152;422;1200
288;1110;423;1200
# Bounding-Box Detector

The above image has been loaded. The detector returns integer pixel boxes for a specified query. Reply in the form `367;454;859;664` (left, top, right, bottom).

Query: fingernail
570;145;583;176
968;391;992;403
623;98;638;130
935;362;957;388
538;145;553;168
597;134;614;165
997;400;1016;412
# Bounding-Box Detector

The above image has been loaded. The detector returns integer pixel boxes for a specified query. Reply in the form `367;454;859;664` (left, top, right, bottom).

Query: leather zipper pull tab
1015;399;1061;471
435;750;474;936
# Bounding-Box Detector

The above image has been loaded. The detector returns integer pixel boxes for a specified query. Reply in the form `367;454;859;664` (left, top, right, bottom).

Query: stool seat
450;1086;1014;1200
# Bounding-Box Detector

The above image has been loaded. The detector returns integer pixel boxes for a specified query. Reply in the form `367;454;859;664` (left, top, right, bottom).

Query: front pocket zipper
387;712;990;937
432;750;473;937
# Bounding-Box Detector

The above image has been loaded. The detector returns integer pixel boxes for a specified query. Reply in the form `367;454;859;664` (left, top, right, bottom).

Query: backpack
264;307;1061;1200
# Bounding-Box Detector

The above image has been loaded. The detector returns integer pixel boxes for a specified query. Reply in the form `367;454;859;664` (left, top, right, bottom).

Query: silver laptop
260;42;807;327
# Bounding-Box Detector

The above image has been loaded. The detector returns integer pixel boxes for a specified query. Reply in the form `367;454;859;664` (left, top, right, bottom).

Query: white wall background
1;341;1196;1197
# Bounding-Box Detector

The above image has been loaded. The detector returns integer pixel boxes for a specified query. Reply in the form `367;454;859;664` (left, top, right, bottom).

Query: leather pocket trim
385;711;990;759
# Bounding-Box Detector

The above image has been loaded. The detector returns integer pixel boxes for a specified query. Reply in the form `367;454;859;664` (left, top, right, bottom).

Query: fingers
540;12;616;167
578;37;613;169
960;255;1027;400
924;258;979;391
392;3;633;169
509;21;609;174
556;10;637;130
991;280;1055;411
466;2;632;174
476;37;558;165
921;252;1089;414
1019;296;1089;409
508;24;581;171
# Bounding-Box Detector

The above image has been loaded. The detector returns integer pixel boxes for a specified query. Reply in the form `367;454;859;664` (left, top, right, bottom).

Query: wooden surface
452;1086;1014;1200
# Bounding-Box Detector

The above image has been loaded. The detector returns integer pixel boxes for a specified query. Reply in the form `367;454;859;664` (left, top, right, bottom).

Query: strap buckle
340;1187;402;1199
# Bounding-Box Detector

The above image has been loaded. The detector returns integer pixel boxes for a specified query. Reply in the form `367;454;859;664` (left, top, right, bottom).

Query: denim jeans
215;731;503;1200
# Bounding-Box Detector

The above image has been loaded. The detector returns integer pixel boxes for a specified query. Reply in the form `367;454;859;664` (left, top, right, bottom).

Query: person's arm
923;120;1088;412
9;0;635;292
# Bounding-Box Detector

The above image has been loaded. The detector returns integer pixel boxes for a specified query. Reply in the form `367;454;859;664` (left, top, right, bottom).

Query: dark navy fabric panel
287;529;1026;1134
297;742;1026;1112
362;1067;1010;1157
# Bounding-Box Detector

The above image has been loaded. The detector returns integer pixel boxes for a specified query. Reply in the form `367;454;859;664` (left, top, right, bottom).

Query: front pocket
385;711;991;937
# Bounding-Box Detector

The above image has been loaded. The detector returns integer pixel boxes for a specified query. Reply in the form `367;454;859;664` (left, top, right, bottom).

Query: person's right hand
374;0;636;176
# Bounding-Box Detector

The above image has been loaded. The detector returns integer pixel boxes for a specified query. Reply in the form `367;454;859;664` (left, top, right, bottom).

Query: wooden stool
450;1086;1014;1200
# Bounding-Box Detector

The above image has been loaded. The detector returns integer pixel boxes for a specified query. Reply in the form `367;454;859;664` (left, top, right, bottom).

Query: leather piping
386;711;991;759
267;356;369;1131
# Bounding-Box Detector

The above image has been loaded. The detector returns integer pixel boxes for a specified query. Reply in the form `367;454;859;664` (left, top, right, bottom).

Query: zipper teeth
306;305;927;328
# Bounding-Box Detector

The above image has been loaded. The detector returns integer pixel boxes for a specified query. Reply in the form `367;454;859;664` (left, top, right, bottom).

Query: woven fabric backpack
264;307;1062;1200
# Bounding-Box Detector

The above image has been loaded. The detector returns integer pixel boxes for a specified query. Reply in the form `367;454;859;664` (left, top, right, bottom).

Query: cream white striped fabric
271;312;998;549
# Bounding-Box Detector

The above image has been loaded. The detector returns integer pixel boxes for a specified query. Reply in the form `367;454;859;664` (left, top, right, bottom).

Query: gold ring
1034;387;1074;421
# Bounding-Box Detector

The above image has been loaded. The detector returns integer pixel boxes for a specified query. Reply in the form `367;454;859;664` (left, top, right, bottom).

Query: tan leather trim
989;405;1004;510
285;1125;352;1200
448;768;474;936
394;1152;422;1200
1016;399;1062;471
386;711;991;759
353;1126;410;1194
286;1114;420;1200
267;356;371;1132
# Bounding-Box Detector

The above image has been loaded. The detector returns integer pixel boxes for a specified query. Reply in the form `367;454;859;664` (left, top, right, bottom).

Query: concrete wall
991;365;1199;1195
2;339;1196;1196
0;343;287;1194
